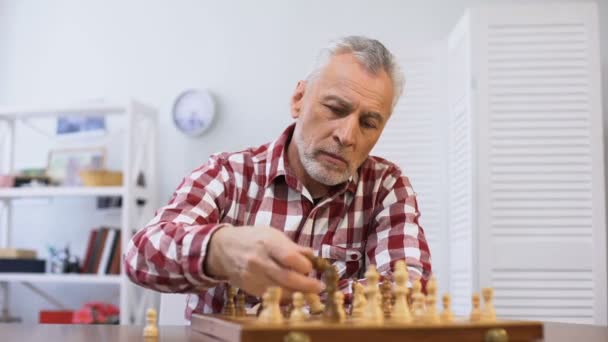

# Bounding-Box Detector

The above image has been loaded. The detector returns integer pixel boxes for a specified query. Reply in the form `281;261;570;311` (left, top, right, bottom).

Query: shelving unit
0;100;158;324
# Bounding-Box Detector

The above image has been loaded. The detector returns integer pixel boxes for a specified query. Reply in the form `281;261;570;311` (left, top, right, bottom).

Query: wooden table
0;322;606;341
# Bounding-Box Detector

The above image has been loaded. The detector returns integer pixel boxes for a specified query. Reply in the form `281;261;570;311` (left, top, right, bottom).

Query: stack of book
81;227;121;275
0;248;45;273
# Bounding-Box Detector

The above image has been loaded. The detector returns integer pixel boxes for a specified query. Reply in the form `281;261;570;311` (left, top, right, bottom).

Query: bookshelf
0;100;158;324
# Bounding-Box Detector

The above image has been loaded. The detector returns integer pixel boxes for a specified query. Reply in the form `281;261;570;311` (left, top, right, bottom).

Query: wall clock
172;89;216;137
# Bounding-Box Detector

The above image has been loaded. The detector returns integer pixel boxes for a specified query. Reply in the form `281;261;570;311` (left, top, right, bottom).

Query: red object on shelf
39;310;74;324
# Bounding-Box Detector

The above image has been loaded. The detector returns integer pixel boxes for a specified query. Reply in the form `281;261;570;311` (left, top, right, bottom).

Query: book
81;230;97;273
97;229;116;275
0;259;46;273
0;248;37;259
105;229;121;275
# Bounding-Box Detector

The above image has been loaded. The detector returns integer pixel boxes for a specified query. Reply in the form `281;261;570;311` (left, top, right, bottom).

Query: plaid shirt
125;124;431;319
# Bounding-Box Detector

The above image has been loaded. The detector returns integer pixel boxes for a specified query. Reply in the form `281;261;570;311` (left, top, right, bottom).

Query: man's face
290;53;395;186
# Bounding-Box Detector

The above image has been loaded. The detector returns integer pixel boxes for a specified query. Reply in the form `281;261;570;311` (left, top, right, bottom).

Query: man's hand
205;225;324;297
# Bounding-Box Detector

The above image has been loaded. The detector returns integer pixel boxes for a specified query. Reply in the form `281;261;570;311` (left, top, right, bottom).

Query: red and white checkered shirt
125;124;431;319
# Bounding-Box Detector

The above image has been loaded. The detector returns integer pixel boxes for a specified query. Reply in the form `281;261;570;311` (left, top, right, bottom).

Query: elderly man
125;36;431;319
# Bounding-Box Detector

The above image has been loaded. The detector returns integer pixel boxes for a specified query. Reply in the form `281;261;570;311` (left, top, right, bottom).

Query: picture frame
47;147;106;186
56;116;106;136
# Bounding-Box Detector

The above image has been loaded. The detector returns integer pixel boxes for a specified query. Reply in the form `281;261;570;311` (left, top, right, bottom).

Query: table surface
0;322;606;341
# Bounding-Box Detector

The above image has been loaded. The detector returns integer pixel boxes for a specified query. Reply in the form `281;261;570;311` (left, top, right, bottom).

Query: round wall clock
172;89;216;137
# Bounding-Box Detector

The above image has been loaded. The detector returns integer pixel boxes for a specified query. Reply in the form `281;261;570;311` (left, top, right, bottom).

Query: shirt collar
265;123;359;196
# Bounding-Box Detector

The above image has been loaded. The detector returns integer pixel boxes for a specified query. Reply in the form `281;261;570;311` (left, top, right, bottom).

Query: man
125;36;431;319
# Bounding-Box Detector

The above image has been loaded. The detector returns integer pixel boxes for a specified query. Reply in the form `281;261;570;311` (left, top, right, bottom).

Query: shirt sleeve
123;153;234;293
364;166;432;289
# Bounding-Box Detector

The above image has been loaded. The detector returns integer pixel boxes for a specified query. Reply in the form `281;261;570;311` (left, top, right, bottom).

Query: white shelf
0;186;125;198
0;102;127;120
0;273;121;284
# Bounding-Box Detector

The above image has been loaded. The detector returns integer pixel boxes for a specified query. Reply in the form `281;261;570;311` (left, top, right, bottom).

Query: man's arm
124;154;324;296
364;168;432;287
123;155;232;293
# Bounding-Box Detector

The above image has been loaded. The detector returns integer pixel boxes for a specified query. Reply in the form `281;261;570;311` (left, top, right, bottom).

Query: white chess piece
481;287;496;322
335;291;346;323
351;282;367;318
411;278;425;323
289;292;308;323
424;276;439;324
258;287;284;324
391;260;412;323
440;293;454;323
143;308;158;338
470;293;482;322
362;265;384;324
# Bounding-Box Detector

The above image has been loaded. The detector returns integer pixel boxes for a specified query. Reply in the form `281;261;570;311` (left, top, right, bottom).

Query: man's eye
325;105;346;115
362;120;377;129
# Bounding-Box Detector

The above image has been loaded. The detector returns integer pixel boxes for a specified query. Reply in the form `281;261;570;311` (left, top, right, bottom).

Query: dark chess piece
223;286;236;316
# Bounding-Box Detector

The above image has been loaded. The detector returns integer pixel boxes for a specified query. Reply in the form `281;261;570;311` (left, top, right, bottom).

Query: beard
293;132;353;186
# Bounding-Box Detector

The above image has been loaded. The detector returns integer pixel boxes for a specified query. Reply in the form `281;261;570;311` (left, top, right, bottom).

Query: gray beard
293;132;351;186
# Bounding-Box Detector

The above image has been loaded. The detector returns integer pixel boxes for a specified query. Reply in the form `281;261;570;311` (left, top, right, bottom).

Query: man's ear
290;80;307;119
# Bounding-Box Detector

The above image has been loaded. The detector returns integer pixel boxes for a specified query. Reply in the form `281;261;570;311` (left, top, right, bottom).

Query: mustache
315;147;350;164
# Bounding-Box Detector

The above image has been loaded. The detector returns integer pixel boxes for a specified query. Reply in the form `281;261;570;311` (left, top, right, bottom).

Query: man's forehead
316;80;392;116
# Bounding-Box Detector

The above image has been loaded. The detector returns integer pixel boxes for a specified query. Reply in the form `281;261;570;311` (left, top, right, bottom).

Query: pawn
470;293;482;322
351;281;367;318
363;265;384;324
304;292;325;315
411;278;425;322
335;291;346;323
223;286;237;316
391;260;412;323
235;291;246;317
440;293;454;323
380;279;393;318
289;292;308;323
427;276;438;298
258;287;284;324
143;308;158;338
424;294;440;324
481;287;496;322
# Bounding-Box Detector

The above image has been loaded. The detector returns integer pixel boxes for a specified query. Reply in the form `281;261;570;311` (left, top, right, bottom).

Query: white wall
0;0;604;323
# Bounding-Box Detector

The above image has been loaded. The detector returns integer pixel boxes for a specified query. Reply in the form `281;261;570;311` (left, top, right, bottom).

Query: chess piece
380;279;393;318
335;291;346;323
304;293;325;315
440;293;454;323
427;276;437;298
143;308;158;338
391;260;411;323
424;293;440;324
322;266;342;323
470;293;482;322
351;281;367;318
223;286;236;316
235;290;246;317
289;292;308;322
258;287;284;324
362;265;384;323
481;287;496;322
411;278;425;323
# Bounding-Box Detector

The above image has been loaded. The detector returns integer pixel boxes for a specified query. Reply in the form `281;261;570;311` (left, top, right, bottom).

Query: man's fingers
267;239;314;275
263;257;324;294
240;271;274;297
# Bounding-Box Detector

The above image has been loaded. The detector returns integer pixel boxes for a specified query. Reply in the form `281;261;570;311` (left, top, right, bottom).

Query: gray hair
306;36;405;110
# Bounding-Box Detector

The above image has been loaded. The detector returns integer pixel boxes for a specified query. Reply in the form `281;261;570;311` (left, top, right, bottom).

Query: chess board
190;313;544;342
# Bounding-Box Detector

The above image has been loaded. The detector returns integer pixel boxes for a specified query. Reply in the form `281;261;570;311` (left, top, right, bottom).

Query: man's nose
333;115;357;147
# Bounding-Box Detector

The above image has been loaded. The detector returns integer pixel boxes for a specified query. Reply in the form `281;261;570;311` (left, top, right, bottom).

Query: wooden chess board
191;313;544;342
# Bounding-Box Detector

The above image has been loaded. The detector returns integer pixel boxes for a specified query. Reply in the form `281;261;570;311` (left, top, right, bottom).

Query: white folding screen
375;2;606;325
446;11;476;316
469;3;606;324
372;44;448;297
